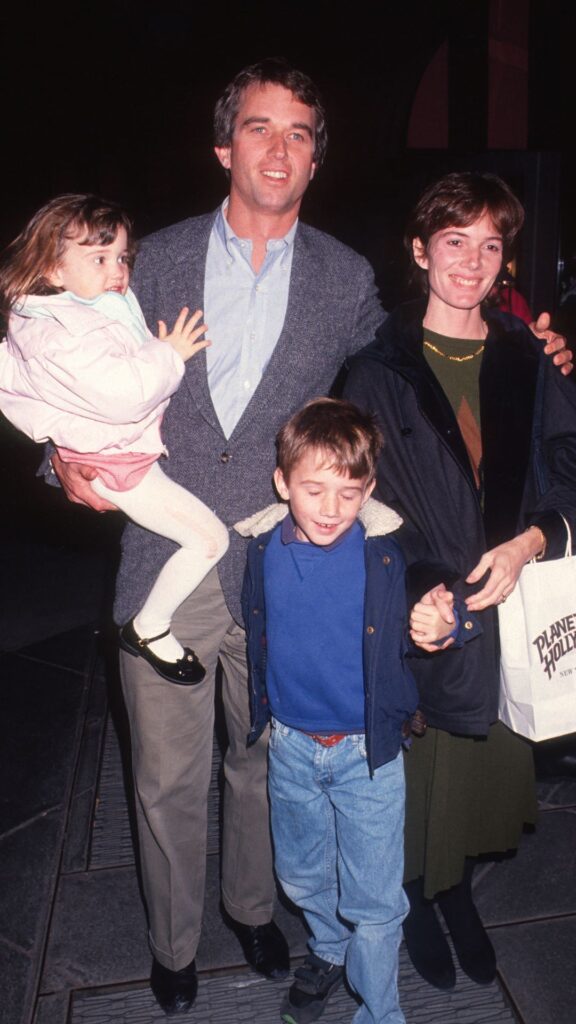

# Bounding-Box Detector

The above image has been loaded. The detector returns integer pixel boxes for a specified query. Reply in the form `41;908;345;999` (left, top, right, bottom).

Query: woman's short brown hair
405;171;525;287
276;398;383;482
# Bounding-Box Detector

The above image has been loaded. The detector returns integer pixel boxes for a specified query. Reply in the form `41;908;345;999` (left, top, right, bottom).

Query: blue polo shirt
263;517;366;733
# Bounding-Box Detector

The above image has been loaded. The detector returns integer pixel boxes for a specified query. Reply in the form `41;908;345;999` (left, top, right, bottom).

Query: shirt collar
214;198;298;258
280;513;360;551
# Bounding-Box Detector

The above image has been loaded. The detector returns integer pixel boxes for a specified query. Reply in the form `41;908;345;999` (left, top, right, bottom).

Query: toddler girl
0;194;229;685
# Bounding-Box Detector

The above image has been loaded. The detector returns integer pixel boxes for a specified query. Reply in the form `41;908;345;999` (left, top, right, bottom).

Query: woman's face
413;211;504;316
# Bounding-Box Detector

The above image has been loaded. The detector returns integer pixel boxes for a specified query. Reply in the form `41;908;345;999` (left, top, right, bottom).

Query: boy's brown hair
276;398;383;482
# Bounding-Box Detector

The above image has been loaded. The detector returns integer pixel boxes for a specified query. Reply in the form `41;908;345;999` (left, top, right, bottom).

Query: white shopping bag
498;520;576;741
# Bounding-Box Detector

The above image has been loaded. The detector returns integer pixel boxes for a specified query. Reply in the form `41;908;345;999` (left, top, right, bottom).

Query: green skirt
403;721;537;899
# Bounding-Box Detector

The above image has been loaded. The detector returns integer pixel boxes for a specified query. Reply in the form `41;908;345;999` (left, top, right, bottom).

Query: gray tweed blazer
114;211;384;625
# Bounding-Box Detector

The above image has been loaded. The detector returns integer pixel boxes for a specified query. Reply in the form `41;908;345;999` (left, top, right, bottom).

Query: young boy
237;398;470;1024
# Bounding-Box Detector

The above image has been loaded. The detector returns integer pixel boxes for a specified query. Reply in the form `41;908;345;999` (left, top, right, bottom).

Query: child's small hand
158;307;211;362
410;583;456;652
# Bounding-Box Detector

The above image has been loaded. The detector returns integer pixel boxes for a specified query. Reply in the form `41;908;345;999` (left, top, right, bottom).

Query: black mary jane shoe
119;619;206;686
150;956;198;1014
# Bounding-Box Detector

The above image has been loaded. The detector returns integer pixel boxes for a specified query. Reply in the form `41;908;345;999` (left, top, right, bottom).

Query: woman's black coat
344;300;576;736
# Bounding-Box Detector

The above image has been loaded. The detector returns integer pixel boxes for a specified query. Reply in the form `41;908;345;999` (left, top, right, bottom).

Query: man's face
274;449;375;547
215;82;317;223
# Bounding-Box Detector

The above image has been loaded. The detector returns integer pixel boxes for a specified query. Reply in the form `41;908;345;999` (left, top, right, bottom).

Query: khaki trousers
120;568;274;971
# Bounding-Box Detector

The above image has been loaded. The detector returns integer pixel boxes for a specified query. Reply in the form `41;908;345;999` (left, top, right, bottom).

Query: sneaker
281;953;344;1024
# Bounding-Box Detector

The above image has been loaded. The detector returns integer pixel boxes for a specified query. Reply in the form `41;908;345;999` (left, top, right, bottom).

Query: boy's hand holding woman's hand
410;583;456;652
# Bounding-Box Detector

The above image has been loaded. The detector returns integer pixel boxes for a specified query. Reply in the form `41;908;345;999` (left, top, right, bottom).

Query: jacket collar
234;497;403;539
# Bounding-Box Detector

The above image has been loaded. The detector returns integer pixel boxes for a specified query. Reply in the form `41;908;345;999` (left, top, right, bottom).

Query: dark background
0;0;575;560
1;1;574;307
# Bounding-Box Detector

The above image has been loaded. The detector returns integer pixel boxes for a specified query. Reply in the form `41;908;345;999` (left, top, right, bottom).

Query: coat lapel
375;302;478;489
227;226;316;443
480;317;540;543
165;213;227;438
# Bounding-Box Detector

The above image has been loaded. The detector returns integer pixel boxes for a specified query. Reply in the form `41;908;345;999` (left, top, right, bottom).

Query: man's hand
51;451;117;511
410;583;456;652
158;307;211;363
530;312;573;375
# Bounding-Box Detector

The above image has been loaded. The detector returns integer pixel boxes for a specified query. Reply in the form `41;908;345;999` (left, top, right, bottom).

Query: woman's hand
410;583;456;652
158;307;211;362
51;451;117;511
465;527;545;611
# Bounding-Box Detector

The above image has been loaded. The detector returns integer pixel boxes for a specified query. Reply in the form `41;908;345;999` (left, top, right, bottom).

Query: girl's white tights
93;461;229;662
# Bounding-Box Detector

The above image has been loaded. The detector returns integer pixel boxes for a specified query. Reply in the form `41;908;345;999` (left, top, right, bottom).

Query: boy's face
274;449;375;547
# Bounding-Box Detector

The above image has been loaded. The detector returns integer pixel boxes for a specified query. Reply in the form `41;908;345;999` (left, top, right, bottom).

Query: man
52;59;570;1013
53;59;384;1013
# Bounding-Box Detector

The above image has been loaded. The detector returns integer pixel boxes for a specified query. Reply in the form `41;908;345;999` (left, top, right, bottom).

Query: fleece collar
234;497;402;539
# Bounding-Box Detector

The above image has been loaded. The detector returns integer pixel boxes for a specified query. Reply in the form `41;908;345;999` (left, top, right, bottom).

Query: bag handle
560;513;573;558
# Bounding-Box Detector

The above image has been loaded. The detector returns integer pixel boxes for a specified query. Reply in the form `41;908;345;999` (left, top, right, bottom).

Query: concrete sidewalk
2;614;575;1024
1;422;575;1024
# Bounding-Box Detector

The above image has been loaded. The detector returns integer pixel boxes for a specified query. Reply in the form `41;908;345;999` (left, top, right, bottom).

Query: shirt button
464;620;474;630
366;625;375;635
220;452;231;463
382;555;391;565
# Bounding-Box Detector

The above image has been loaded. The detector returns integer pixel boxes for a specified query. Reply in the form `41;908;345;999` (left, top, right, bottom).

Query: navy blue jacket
344;301;576;734
240;509;479;772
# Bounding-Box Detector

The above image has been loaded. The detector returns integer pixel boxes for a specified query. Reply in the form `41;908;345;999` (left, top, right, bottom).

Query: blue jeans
268;720;407;1024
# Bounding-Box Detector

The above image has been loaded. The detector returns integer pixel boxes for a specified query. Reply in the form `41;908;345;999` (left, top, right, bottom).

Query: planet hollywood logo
533;614;576;679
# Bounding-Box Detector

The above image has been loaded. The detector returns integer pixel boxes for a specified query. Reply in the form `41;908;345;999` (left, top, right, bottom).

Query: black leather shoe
403;880;456;990
437;877;496;985
533;734;576;779
119;619;206;685
230;919;290;979
150;956;198;1014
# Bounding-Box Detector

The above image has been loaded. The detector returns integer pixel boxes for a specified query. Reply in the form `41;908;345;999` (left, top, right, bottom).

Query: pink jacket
0;289;185;458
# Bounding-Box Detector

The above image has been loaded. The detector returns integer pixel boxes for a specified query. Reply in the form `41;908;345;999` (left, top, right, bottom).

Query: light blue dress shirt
204;201;297;439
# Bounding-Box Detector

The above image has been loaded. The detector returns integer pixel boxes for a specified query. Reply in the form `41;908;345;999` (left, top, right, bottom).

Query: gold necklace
423;340;485;362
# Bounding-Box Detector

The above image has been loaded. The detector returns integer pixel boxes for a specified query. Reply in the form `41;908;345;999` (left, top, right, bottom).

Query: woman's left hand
465;528;544;610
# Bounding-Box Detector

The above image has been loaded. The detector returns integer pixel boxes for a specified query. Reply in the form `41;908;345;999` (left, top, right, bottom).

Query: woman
344;172;576;989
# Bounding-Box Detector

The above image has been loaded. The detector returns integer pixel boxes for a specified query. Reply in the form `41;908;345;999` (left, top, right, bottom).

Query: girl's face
412;211;504;317
48;225;130;299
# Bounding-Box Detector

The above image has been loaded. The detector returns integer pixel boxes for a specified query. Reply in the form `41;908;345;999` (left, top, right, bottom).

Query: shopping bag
498;518;576;741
